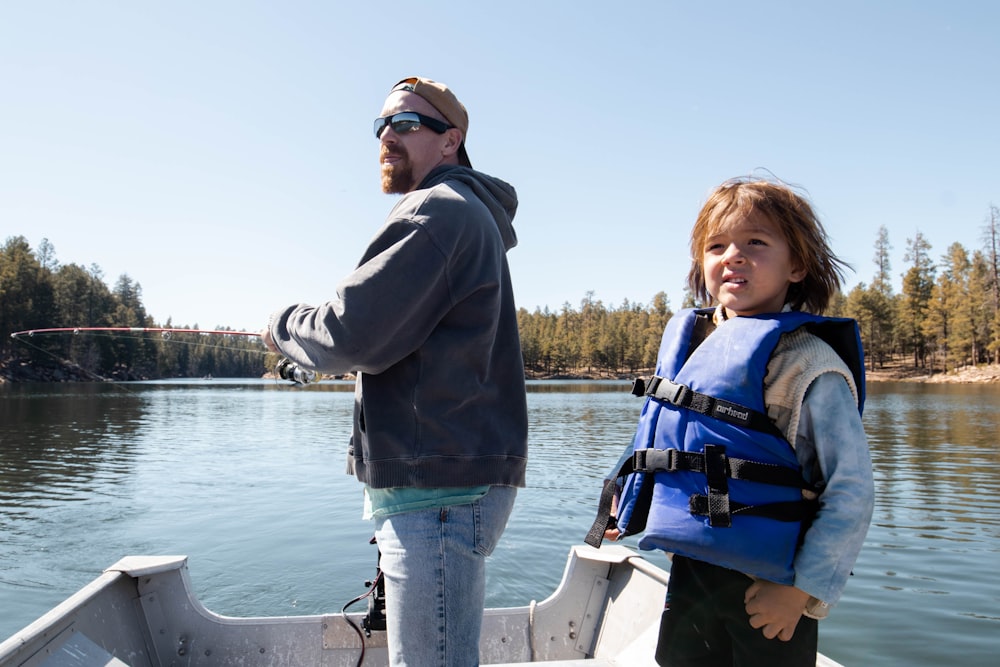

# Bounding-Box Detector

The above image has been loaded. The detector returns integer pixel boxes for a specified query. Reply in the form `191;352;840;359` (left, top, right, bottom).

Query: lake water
1;379;998;666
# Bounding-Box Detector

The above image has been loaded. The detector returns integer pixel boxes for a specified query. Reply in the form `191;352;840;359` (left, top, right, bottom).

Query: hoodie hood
419;165;519;251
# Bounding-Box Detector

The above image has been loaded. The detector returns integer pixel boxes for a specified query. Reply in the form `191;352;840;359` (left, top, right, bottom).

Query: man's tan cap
390;77;472;168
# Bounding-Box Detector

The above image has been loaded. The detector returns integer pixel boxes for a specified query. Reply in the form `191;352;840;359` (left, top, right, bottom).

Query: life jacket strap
584;439;813;545
584;477;620;548
689;494;817;522
703;444;732;526
633;376;783;438
635;443;811;528
632;447;807;489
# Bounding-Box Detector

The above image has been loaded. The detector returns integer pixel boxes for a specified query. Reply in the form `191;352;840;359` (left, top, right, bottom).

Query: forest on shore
3;208;999;384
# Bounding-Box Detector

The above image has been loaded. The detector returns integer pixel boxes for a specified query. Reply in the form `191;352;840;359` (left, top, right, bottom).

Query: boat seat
32;632;132;667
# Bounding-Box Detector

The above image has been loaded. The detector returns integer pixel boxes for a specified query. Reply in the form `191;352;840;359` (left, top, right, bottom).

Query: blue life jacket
585;308;864;585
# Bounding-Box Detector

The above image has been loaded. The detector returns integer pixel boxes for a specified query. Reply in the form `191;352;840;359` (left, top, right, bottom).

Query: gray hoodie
268;165;527;489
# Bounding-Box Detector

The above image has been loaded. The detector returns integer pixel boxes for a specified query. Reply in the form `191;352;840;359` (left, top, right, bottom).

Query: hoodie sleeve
268;215;456;375
268;167;517;376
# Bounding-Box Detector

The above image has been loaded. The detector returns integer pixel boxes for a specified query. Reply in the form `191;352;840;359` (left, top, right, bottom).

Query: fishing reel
340;535;386;652
274;358;319;385
363;537;387;634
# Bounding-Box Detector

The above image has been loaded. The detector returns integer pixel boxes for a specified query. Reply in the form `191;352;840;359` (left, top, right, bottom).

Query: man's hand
743;580;810;641
261;328;278;353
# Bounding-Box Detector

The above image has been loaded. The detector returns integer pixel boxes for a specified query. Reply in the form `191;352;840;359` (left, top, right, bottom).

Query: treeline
831;209;1000;373
518;291;674;376
3;206;1000;381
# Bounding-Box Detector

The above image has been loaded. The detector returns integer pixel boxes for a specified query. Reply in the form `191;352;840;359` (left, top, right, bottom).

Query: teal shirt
364;485;491;519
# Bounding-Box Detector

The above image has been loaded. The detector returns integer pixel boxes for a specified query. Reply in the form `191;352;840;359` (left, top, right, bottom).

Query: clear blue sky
2;1;997;332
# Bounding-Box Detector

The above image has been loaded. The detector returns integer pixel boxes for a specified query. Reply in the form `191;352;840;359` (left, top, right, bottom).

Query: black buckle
633;448;648;471
632;448;681;473
664;448;680;472
666;381;690;406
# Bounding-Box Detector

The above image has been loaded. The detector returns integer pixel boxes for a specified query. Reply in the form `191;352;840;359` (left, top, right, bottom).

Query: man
263;77;527;666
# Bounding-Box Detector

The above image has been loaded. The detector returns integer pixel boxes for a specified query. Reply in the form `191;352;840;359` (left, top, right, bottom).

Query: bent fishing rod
11;326;261;338
10;326;319;385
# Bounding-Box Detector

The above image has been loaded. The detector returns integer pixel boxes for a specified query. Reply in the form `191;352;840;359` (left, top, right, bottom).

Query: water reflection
865;383;1000;531
0;384;145;512
835;382;1000;663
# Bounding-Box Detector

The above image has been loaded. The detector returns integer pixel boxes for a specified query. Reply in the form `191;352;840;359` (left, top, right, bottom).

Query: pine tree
982;205;1000;363
900;233;936;368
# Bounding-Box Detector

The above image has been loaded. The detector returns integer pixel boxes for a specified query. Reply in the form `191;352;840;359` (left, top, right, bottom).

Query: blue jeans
373;486;517;667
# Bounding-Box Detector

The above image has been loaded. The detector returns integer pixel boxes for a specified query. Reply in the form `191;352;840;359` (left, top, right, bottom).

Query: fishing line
13;327;267;358
9;327;318;385
12;327;263;336
9;332;116;383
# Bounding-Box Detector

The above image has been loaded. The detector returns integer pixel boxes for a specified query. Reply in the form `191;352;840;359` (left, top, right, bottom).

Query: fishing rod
11;326;261;338
9;327;320;385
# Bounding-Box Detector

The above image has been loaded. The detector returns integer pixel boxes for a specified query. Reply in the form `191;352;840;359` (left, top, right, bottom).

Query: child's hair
686;175;850;314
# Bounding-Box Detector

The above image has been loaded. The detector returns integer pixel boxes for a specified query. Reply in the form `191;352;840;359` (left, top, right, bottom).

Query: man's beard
381;147;414;194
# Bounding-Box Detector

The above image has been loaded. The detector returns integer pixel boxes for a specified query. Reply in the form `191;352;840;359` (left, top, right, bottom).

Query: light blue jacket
792;371;874;605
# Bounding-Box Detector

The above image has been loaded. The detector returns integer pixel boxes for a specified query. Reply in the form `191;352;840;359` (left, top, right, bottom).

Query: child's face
702;213;806;317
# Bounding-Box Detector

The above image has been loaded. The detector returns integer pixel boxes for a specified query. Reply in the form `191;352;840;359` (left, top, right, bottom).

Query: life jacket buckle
668;383;691;406
632;447;681;474
650;377;690;406
665;448;681;472
633;448;648;471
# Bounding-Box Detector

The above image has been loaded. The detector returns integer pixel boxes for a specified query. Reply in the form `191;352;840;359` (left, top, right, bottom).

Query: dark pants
655;556;818;667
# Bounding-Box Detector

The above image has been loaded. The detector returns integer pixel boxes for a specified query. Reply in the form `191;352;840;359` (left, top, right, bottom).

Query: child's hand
603;514;620;541
743;580;810;641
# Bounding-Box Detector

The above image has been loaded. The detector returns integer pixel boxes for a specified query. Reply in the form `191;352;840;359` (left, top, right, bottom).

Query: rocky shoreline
529;362;1000;385
4;358;999;385
865;362;1000;384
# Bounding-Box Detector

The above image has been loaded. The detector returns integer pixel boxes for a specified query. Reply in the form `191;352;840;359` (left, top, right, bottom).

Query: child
589;176;874;666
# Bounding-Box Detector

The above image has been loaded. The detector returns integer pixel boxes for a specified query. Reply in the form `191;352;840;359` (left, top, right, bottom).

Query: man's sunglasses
374;112;452;139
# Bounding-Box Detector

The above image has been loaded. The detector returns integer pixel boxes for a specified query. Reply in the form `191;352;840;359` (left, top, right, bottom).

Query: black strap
633;443;810;528
689;495;816;522
703;444;731;527
632;447;807;489
636;375;784;438
584;442;644;548
584;477;620;548
585;442;813;543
